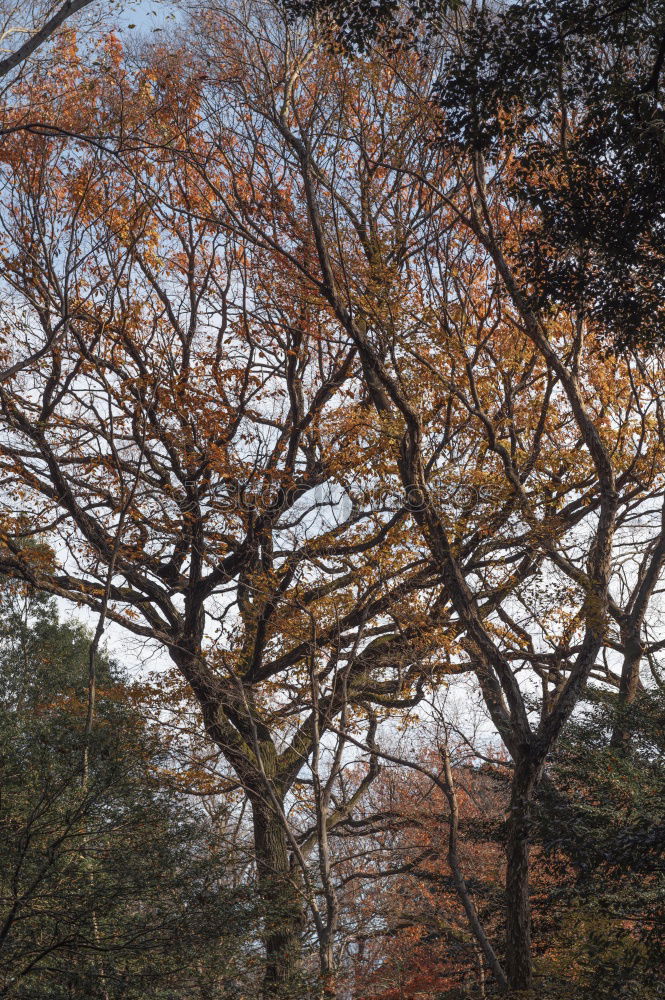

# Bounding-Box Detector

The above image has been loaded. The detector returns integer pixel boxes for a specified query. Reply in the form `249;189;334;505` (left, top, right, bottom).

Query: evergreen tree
534;691;665;998
0;582;259;999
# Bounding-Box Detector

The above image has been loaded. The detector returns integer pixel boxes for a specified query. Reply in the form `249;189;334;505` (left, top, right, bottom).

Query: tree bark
171;648;308;996
611;632;643;749
504;758;538;990
250;793;304;998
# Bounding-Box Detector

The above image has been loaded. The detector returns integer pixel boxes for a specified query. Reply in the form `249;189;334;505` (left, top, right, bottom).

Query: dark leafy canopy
533;691;665;998
0;580;114;709
0;583;258;1000
289;0;665;351
438;0;665;352
284;0;449;49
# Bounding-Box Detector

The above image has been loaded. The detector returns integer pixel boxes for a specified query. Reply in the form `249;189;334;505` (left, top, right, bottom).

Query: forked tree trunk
251;793;304;998
171;649;306;994
505;758;538;991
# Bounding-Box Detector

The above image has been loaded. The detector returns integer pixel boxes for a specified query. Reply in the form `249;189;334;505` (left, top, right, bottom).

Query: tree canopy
0;2;663;997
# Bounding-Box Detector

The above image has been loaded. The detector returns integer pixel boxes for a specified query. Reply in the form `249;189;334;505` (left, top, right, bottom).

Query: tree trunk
171;648;306;996
505;759;538;990
251;793;304;998
611;632;642;749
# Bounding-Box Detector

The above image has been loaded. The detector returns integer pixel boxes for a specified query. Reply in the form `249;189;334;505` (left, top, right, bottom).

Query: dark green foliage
0;583;108;709
0;584;259;998
436;0;665;351
284;0;450;50
533;690;665;997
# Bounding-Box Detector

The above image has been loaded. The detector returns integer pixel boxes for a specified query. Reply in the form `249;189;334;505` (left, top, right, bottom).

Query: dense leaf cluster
437;0;665;350
533;692;665;997
284;0;449;49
